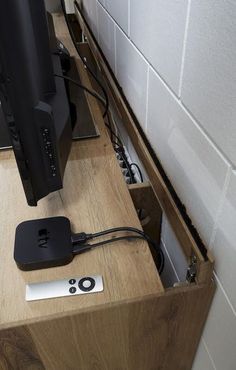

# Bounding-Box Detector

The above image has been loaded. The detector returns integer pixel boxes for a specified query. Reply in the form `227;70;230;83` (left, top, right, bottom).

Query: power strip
123;146;142;183
107;109;143;184
115;146;141;184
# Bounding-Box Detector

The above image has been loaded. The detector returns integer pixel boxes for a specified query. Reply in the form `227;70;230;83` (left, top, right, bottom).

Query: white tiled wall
45;0;61;13
65;0;75;14
45;0;75;14
97;2;115;71
80;0;98;38
147;67;230;247
77;1;236;368
181;1;236;167
116;27;149;127
161;214;188;283
130;0;188;94
192;340;216;370
99;0;129;35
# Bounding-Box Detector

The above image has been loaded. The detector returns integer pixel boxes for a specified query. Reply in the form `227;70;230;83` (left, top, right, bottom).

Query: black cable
54;73;106;107
60;0;142;184
113;140;143;185
60;0;109;118
91;226;153;244
72;226;151;244
60;0;165;274
73;235;145;253
107;119;142;184
115;150;134;182
130;163;143;182
107;127;123;147
90;227;165;274
54;75;135;184
60;0;128;148
114;148;135;183
157;249;165;275
106;111;125;146
138;209;143;220
73;234;165;274
54;75;117;146
111;139;121;148
105;111;114;142
121;155;135;183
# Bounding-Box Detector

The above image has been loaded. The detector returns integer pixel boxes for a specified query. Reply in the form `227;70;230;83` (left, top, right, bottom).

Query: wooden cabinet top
0;14;163;330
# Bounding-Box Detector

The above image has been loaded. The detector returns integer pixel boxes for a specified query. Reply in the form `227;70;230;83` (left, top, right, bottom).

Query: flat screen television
0;1;164;272
0;0;72;206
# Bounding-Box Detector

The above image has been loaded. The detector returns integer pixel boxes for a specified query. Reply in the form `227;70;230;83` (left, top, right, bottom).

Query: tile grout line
178;0;191;97
180;101;232;166
87;0;235;172
97;1;149;64
161;239;180;282
95;0;100;43
213;272;236;317
97;0;129;37
96;1;195;103
144;66;150;133
128;0;131;37
202;339;218;370
209;166;231;249
150;64;232;167
98;5;235;170
161;214;167;239
114;24;117;77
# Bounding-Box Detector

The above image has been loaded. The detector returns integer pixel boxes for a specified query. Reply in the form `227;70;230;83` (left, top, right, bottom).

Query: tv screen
0;0;72;206
0;102;11;148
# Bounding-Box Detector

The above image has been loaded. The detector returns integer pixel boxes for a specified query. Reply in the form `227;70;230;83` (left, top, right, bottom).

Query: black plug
71;232;93;246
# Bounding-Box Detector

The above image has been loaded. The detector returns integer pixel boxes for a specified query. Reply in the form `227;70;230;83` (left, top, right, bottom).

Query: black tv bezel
0;0;72;206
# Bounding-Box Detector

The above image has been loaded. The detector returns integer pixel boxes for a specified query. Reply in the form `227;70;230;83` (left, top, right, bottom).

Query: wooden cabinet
0;13;215;370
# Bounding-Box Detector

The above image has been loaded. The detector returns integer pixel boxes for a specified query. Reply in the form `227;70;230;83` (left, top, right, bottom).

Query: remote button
69;287;76;294
69;279;76;285
83;280;92;288
78;277;95;292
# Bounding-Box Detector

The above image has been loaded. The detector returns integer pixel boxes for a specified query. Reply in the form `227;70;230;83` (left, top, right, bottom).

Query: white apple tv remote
26;275;103;301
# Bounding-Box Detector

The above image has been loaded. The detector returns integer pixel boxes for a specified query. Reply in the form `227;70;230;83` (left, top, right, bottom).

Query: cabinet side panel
0;326;45;370
21;282;215;370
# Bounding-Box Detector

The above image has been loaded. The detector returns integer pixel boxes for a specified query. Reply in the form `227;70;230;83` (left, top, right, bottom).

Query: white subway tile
130;0;188;94
116;27;148;129
161;212;167;238
202;282;236;370
97;2;115;72
147;68;230;246
192;340;216;370
210;170;236;311
160;241;179;288
81;0;98;38
162;218;188;282
45;0;61;13
65;0;75;14
98;0;128;35
181;1;236;166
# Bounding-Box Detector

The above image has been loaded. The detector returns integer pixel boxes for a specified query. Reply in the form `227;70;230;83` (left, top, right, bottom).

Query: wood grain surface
0;281;215;370
0;14;163;330
0;13;216;370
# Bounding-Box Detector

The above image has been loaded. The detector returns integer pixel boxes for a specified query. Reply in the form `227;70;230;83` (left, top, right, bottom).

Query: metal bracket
186;255;197;283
